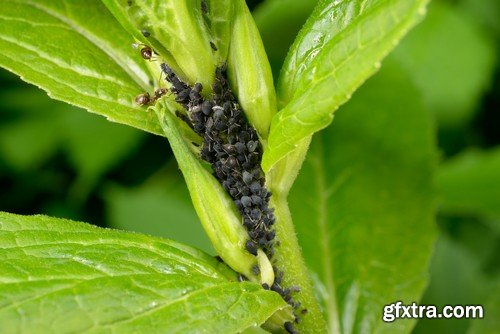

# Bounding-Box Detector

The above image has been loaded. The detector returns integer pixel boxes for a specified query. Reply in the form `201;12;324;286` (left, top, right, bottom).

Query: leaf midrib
0;273;222;314
98;282;247;328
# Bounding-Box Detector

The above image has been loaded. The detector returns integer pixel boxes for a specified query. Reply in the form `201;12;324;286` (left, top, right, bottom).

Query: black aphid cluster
161;63;277;255
160;63;303;333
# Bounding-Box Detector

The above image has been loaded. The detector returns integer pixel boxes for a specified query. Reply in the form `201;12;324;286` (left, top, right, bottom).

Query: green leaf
437;148;500;223
468;282;500;334
460;0;500;40
414;235;497;334
253;0;319;80
103;0;217;90
0;211;289;333
392;2;497;127
102;0;217;89
0;0;161;135
262;0;430;172
289;61;437;333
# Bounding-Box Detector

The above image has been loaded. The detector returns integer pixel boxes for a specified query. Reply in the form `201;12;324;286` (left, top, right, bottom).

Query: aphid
212;81;223;95
245;240;258;256
223;101;232;112
226;156;238;168
248;152;259;164
212;106;224;118
234;142;246;154
192;82;203;94
241;196;252;208
141;29;151;37
271;282;283;294
201;0;208;14
249;181;261;194
160;63;173;76
258;237;267;247
210;41;218;51
201;101;212;115
247;140;258;152
250;209;262;220
229;188;239;197
189;92;201;104
262;283;270;290
236;154;246;163
266;230;276;241
227;124;239;136
175;88;191;103
252;265;260;275
222;144;236;155
242;171;253;184
214;120;227;132
284;321;297;334
135;92;151;106
251;195;262;206
194;123;206;135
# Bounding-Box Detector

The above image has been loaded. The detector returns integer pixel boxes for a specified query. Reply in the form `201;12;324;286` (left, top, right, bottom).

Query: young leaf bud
227;0;277;139
155;104;273;283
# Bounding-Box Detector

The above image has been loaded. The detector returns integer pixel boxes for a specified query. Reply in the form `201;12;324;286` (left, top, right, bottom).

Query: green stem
270;193;327;333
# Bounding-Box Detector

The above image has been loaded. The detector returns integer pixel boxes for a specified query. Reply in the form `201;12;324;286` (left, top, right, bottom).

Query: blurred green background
0;0;498;333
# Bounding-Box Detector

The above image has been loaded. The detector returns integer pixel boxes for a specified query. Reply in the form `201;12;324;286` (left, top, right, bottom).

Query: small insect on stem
153;88;167;100
133;43;155;61
284;321;298;334
135;88;167;107
201;0;208;14
135;92;151;106
245;239;258;256
141;29;151;38
140;46;153;60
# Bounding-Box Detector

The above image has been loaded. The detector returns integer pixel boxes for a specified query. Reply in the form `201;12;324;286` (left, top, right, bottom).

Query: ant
132;43;156;61
134;88;168;107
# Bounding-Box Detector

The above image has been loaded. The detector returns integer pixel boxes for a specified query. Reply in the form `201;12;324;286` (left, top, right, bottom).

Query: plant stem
270;193;327;333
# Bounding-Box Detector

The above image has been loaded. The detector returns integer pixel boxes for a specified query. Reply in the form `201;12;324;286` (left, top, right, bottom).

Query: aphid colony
161;63;277;258
160;64;303;331
135;42;303;332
